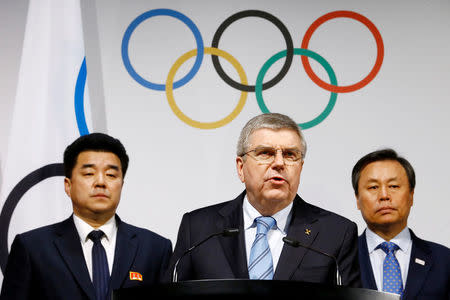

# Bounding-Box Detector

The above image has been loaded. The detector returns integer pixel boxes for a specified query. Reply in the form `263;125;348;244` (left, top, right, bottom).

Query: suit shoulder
13;218;69;243
119;221;171;244
415;235;450;258
183;199;234;217
303;200;357;227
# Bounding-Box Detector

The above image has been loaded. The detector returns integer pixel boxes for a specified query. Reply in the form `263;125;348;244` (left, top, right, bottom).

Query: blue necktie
378;241;403;296
88;230;110;300
248;216;276;280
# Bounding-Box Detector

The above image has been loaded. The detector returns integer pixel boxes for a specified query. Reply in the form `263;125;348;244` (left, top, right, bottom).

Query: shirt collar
365;226;411;253
243;195;292;235
73;214;117;244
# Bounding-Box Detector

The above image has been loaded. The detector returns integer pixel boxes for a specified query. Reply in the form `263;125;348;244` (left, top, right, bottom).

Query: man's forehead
249;128;302;145
77;150;118;158
76;151;121;165
360;160;408;181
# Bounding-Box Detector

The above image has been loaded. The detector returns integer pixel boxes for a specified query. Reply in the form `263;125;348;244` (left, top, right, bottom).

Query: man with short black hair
353;148;450;299
1;133;172;300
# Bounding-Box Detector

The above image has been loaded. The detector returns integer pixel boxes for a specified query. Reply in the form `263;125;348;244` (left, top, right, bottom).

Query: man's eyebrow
107;165;120;171
81;164;94;169
80;164;120;171
365;177;399;183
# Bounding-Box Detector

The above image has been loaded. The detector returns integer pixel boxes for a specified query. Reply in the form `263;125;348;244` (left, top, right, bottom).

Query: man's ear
64;177;71;198
355;194;361;210
236;156;245;183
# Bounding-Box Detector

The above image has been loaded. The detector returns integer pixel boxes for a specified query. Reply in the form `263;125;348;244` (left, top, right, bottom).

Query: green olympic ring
255;48;337;129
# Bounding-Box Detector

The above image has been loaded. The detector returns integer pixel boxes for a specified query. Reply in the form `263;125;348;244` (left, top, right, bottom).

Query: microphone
172;228;240;282
282;236;342;286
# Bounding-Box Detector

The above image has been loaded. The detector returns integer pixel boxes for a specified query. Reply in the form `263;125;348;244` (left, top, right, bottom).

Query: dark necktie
88;230;110;300
248;216;276;280
377;241;403;296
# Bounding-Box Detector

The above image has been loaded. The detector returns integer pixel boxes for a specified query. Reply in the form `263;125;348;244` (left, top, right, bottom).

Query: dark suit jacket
165;191;361;287
358;229;450;300
0;215;172;300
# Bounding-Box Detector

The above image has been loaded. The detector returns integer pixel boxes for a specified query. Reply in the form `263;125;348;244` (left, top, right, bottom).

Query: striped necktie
248;216;276;280
378;241;403;296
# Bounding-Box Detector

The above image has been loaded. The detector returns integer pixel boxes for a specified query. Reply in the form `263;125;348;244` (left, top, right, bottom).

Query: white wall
1;0;449;278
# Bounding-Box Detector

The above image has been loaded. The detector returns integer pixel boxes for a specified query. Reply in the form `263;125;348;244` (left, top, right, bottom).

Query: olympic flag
0;0;91;286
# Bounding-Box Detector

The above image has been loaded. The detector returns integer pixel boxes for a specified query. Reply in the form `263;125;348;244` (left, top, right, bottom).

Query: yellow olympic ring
166;47;248;129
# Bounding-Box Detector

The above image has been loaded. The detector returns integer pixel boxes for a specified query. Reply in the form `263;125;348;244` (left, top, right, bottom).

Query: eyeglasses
242;146;303;165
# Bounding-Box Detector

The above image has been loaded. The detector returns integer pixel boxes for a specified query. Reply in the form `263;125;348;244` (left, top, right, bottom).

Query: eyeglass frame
240;146;304;165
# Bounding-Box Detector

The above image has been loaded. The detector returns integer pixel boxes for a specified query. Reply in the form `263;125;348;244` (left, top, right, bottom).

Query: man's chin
89;204;117;215
370;217;403;229
376;212;400;223
262;191;292;203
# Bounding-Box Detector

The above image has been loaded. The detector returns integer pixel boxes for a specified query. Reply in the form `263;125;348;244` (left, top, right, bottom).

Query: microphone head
222;228;240;236
282;236;299;247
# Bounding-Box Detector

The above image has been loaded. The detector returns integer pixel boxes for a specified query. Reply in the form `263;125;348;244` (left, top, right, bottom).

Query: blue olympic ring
121;9;204;91
75;57;89;136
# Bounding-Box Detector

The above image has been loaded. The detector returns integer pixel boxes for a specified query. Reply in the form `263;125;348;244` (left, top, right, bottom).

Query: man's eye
390;185;400;188
283;151;296;158
368;186;378;190
256;149;274;157
107;173;117;178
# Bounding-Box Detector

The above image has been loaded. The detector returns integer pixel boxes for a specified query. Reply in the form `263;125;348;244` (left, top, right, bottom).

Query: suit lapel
217;191;249;278
274;195;320;280
110;217;138;290
53;216;96;300
358;230;378;289
403;230;432;299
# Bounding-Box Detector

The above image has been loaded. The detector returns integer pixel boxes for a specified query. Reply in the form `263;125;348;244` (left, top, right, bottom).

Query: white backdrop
1;0;449;284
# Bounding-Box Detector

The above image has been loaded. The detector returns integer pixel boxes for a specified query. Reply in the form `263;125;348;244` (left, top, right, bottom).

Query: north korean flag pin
129;271;143;281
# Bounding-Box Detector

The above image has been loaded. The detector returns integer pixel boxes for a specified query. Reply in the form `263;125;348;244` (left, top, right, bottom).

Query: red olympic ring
301;10;384;93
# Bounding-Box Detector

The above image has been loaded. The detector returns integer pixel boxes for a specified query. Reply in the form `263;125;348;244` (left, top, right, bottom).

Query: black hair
351;148;415;195
63;132;129;178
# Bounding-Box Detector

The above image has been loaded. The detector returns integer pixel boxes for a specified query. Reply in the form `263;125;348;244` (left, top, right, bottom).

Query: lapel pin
415;258;425;266
305;229;311;235
129;271;143;281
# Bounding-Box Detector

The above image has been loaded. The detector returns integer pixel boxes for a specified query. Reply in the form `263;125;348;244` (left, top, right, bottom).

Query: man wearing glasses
167;113;361;287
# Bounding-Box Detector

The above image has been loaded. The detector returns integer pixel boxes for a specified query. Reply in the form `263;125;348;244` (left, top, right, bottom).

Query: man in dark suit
352;148;450;299
0;133;172;300
167;113;361;287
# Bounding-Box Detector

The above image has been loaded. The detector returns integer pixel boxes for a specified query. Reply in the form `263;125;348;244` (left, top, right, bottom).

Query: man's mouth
268;176;285;182
92;193;108;198
377;207;395;214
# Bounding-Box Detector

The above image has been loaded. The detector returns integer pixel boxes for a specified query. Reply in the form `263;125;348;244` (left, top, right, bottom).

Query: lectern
112;279;400;299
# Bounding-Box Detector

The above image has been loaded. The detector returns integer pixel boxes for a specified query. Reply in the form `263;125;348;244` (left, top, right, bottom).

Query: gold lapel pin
305;229;311;235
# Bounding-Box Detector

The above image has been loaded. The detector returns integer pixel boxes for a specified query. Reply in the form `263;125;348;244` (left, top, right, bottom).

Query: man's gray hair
236;113;307;159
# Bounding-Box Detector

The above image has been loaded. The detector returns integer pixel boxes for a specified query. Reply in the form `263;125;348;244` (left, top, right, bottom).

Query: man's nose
272;150;285;167
94;173;106;187
379;185;390;200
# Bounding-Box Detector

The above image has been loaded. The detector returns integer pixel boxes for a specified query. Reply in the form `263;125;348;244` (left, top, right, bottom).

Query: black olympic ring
211;10;294;92
0;163;64;273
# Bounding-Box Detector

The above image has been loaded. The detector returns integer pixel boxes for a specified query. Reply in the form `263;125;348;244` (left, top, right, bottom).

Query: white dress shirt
73;214;118;280
365;227;412;291
243;195;292;271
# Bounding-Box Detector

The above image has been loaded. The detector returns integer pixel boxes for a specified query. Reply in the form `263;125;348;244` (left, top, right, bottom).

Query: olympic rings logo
122;9;383;130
